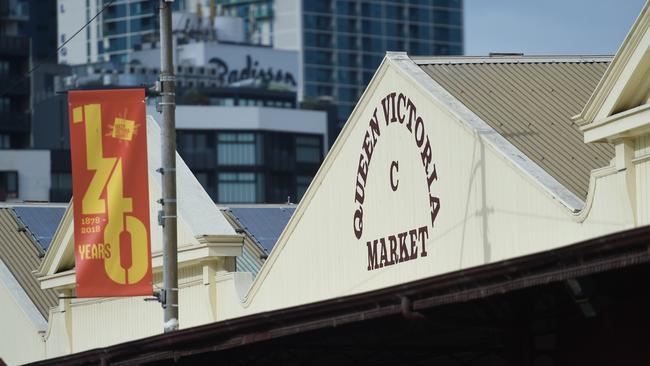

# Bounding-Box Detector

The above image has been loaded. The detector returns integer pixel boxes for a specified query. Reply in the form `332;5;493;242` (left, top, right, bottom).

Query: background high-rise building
274;0;464;123
215;0;273;45
57;0;188;65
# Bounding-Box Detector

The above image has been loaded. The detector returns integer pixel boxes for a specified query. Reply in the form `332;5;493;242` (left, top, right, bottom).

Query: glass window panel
385;5;403;20
362;37;383;53
336;0;356;16
305;32;333;48
409;7;430;22
361;2;381;17
336;35;357;50
217;133;256;165
304;50;332;65
385;22;405;37
304;15;332;30
305;67;333;83
303;0;331;13
386;39;405;51
361;20;381;34
218;172;256;203
337;52;358;68
336;17;357;33
337;69;357;84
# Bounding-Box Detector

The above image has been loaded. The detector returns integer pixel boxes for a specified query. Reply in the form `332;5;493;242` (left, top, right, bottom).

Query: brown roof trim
29;225;650;365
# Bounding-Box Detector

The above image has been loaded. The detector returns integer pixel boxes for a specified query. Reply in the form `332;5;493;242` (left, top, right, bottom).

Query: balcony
0;36;29;56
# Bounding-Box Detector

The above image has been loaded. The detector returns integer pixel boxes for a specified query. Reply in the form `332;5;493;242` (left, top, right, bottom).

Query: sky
464;0;646;56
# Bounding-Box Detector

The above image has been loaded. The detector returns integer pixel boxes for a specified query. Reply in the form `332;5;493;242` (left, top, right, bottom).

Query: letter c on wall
390;161;399;191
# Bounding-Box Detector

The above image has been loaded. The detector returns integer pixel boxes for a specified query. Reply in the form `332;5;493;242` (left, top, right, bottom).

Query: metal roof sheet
227;207;296;253
416;56;614;200
12;206;66;252
0;208;58;318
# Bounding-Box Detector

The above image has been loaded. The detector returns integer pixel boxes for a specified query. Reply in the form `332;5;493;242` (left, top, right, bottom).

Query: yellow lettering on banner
77;103;149;285
125;215;149;283
82;104;116;215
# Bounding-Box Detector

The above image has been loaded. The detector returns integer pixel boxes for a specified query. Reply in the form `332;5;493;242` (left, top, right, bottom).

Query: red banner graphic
69;89;153;297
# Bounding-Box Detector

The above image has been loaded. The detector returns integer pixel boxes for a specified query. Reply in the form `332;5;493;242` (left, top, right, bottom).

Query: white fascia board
582;103;650;142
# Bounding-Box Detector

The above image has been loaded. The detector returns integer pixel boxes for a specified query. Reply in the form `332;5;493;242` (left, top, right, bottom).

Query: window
338;86;359;102
337;35;357;50
338;52;358;68
305;32;333;48
305;67;333;83
361;2;381;17
0;171;18;201
361;20;381;35
386;39;405;51
51;173;72;190
385;22;405;37
0;134;9;149
218;172;256;203
409;7;430;22
336;1;356;16
0;97;10;113
362;37;383;53
336;17;356;33
337;69;357;85
304;50;332;65
296;175;313;201
295;136;321;163
303;0;331;13
0;61;9;75
304;15;332;31
217;133;257;166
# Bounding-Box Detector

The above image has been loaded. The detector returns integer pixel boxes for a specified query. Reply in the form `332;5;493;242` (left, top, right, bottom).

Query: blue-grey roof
227;207;295;253
12;206;66;252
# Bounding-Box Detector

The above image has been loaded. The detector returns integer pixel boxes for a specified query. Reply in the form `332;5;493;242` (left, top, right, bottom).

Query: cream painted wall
635;134;650;224
0;278;46;365
216;58;633;320
44;263;219;356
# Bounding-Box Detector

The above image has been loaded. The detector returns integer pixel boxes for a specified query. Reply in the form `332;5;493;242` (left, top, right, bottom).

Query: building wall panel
219;61;632;319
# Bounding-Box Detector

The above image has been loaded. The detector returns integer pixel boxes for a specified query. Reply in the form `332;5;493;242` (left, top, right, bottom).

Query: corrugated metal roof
0;208;58;318
12;206;66;252
416;56;614;200
227;207;296;253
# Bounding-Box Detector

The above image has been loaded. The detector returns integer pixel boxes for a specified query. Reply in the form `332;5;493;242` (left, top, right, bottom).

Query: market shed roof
415;55;614;200
226;206;296;253
0;207;58;319
12;206;66;251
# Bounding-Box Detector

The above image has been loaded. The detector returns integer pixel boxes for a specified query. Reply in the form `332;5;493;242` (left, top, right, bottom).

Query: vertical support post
159;0;179;333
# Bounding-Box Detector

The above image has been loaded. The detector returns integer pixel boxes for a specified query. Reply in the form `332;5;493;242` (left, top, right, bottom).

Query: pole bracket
156;167;176;174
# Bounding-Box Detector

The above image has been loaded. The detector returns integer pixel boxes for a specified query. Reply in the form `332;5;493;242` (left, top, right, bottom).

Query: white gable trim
0;259;47;331
575;2;650;125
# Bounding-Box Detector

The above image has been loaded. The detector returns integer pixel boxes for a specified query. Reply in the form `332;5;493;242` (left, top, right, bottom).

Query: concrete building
148;105;328;203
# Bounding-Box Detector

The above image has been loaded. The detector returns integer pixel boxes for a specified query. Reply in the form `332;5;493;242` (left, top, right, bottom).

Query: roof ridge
412;55;613;65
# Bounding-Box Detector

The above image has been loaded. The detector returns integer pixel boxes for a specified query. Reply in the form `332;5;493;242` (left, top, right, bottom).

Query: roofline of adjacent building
27;224;650;366
411;54;613;65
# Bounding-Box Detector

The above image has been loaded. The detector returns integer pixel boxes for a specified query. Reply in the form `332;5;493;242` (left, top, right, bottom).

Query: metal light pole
159;0;179;333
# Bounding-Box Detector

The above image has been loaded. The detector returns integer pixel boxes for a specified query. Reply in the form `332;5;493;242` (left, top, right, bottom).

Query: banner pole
159;0;179;333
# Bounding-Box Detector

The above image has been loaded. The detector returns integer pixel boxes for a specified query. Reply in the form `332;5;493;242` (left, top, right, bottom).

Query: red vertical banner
68;89;153;297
